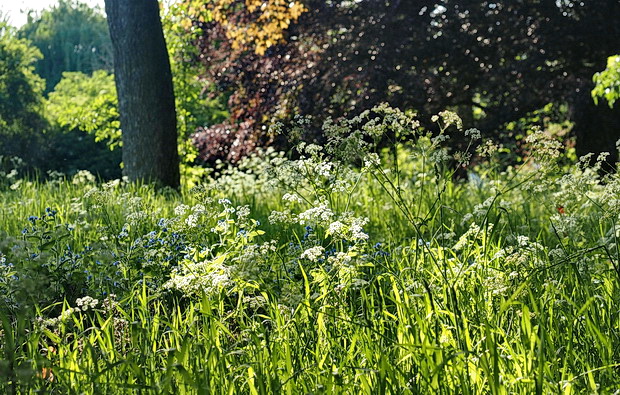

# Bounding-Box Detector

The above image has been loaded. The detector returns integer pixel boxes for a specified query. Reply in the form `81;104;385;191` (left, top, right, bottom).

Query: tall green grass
1;109;619;393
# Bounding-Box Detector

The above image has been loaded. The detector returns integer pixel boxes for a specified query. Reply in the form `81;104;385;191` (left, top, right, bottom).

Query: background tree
593;55;620;109
45;70;121;178
19;0;113;93
0;22;49;170
46;70;120;148
187;0;620;164
175;0;309;165
104;0;180;188
160;2;229;183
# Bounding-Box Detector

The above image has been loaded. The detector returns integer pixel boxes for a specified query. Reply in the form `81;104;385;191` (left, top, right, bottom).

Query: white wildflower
298;204;334;225
328;252;352;267
465;128;481;139
328;221;346;237
301;246;325;262
75;296;99;311
517;235;530;247
72;170;96;185
174;204;190;216
282;193;304;203
185;214;199;228
315;162;333;177
363;153;381;168
350;217;369;240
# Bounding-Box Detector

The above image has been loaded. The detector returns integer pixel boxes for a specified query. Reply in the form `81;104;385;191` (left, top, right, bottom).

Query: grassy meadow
1;110;619;393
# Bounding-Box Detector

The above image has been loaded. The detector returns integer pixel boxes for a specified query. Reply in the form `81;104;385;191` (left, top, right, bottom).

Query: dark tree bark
572;87;620;171
104;0;180;188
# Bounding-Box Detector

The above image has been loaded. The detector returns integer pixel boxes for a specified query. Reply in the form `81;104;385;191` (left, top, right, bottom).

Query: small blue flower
28;216;39;224
303;226;314;240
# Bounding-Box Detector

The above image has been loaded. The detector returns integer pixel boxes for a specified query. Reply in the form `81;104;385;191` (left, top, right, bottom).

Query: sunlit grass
1;112;619;393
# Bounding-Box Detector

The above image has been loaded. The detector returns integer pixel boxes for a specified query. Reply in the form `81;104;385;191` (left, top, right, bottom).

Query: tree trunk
571;83;620;172
104;0;180;188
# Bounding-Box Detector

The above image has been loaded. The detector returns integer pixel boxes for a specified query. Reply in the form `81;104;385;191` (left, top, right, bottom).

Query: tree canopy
19;0;113;93
0;22;49;168
46;70;120;148
186;0;620;163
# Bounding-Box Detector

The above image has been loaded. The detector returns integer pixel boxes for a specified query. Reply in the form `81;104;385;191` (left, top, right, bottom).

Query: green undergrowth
1;108;619;393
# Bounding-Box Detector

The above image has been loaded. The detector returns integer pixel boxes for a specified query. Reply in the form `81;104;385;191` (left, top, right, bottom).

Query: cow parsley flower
301;246;325;262
174;204;190;216
282;193;303;203
185;214;199;228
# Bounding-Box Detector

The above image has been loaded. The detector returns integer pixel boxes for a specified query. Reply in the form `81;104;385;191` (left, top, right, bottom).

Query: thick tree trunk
104;0;180;188
571;84;620;171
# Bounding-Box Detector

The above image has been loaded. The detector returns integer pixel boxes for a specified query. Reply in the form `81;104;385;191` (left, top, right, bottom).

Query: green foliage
18;0;113;93
43;70;121;179
0;9;119;179
0;24;44;124
1;106;620;392
46;70;120;148
0;22;49;169
592;55;620;108
162;3;228;139
161;4;229;185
